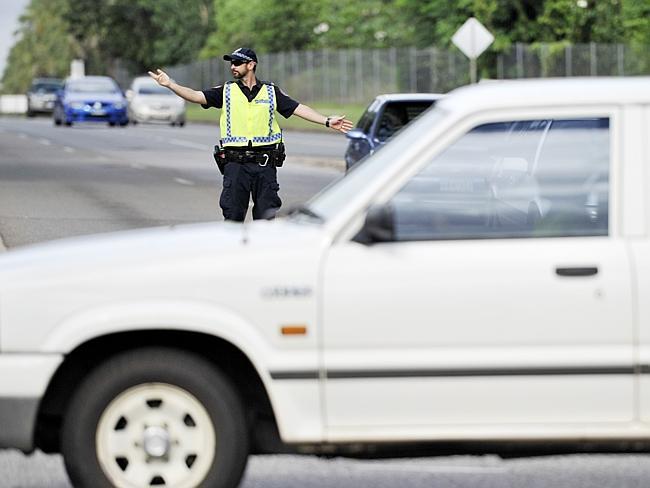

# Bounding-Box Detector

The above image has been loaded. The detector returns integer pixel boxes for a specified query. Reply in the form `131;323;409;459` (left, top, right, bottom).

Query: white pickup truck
1;77;649;488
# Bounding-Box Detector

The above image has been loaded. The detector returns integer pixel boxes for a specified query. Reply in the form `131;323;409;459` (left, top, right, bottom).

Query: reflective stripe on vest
220;82;282;147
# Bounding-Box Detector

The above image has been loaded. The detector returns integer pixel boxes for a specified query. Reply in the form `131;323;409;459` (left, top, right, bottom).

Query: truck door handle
555;266;598;277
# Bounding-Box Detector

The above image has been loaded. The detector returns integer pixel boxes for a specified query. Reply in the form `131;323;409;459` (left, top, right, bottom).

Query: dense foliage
2;0;212;92
3;0;650;93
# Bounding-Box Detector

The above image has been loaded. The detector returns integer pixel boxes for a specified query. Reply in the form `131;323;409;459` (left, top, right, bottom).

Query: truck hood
0;219;324;289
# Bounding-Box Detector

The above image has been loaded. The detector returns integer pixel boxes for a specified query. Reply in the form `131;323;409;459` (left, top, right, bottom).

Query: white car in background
0;77;649;488
126;76;186;126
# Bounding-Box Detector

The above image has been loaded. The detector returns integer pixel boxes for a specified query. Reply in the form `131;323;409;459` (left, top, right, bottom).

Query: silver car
126;76;186;126
26;78;62;116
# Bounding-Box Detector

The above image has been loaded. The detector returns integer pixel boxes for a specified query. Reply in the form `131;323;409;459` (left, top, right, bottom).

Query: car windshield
31;83;61;93
67;80;119;93
356;98;382;133
137;84;173;95
301;107;447;222
376;101;436;142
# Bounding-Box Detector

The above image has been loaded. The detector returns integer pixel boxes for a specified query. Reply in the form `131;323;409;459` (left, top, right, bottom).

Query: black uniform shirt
202;79;299;118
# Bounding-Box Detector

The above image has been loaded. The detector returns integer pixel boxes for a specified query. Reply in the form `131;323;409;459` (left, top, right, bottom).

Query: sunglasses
231;59;247;66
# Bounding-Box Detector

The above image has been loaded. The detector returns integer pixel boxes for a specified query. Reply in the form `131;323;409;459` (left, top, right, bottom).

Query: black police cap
223;48;258;63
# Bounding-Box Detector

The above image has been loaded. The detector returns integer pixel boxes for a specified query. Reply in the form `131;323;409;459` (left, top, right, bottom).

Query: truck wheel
61;347;249;488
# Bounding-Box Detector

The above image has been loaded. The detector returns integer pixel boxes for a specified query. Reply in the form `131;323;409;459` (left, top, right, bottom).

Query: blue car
344;93;443;171
53;76;128;127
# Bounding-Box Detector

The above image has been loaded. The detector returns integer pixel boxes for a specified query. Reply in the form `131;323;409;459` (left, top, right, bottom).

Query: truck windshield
303;107;447;222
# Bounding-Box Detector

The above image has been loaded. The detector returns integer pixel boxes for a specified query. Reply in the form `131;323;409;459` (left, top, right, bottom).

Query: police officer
149;47;352;221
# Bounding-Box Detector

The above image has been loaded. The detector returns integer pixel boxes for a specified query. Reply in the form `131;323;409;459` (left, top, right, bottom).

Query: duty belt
224;149;276;166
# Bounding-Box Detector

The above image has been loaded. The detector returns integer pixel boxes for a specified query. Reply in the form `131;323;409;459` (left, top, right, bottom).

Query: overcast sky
0;0;30;82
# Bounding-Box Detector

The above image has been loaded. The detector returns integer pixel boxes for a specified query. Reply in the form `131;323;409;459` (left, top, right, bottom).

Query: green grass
186;102;366;132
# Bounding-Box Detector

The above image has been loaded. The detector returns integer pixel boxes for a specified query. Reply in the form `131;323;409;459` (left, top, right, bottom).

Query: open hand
148;69;171;87
328;115;354;133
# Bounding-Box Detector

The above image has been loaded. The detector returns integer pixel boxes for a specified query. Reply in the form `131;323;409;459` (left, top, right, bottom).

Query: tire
64;120;72;127
61;347;249;488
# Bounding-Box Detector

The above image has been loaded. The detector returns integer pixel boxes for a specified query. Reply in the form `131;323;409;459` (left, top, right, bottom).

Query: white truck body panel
2;77;650;450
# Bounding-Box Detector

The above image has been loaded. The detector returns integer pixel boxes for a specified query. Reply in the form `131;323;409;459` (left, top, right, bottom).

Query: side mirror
354;204;395;243
345;128;366;141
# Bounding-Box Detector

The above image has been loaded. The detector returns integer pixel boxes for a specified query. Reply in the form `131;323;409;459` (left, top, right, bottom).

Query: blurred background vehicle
126;76;186;127
53;76;128;127
26;78;62;117
344;93;442;171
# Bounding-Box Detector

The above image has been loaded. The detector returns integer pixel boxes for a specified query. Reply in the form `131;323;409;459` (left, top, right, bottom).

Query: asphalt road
3;116;650;487
5;449;650;488
0;116;344;248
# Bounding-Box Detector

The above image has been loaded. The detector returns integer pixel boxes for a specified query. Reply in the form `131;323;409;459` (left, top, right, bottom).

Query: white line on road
130;163;147;169
361;464;507;475
38;139;51;146
174;177;195;186
63;146;75;153
169;138;211;151
18;133;27;139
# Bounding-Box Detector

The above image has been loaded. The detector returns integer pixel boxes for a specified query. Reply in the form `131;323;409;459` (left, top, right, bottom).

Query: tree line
3;0;650;93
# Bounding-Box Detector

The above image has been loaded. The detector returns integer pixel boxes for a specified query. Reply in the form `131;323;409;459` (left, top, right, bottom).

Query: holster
275;142;286;167
213;144;226;174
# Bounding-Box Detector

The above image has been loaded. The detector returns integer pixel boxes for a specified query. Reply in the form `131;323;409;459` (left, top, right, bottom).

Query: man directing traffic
149;47;352;221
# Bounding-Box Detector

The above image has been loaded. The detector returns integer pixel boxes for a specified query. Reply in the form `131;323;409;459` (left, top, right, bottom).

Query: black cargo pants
220;160;282;221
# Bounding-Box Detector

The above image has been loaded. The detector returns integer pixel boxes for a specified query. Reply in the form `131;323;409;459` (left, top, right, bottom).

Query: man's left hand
328;116;354;133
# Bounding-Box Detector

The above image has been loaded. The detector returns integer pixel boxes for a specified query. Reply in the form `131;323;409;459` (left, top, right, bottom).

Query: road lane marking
361;464;507;475
38;139;51;146
174;178;195;186
130;163;147;169
169;138;211;151
18;133;27;139
64;146;75;153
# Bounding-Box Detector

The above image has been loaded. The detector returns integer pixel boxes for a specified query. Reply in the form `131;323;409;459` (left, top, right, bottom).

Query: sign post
451;18;494;84
70;59;85;79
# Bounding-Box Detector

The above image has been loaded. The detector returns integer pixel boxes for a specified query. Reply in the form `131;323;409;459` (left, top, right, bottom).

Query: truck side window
390;118;610;241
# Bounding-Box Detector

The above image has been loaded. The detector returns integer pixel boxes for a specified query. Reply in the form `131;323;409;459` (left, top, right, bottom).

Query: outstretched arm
148;69;207;105
293;104;353;133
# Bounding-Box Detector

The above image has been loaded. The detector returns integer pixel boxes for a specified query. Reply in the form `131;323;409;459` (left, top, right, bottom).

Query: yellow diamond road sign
452;17;494;60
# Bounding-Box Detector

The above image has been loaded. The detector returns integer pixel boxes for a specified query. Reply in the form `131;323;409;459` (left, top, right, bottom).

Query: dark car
344;93;442;171
26;78;63;116
53;76;128;127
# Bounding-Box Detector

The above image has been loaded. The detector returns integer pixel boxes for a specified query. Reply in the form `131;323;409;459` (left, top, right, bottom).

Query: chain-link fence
496;43;650;79
162;43;650;105
165;47;470;104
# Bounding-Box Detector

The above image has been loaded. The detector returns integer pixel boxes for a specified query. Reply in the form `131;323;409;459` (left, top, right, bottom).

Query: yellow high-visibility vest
220;82;282;147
